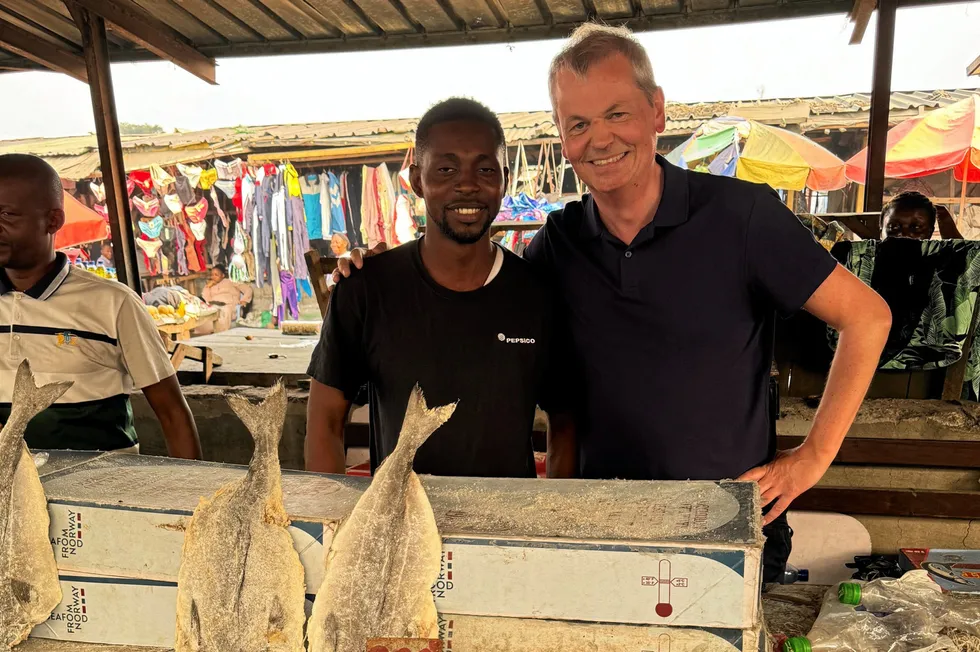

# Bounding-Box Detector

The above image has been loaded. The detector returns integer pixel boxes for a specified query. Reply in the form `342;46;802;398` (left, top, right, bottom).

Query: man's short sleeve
746;188;838;315
116;290;176;389
307;277;369;400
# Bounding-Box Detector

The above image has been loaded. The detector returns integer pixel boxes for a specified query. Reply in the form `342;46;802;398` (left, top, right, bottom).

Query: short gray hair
548;23;658;109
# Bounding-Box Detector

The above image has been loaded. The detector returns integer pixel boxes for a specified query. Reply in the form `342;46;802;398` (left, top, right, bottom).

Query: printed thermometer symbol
640;560;688;619
656;559;672;617
658;633;671;652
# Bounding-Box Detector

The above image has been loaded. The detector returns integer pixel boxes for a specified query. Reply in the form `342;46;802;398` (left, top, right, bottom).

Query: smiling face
410;119;508;245
553;53;666;196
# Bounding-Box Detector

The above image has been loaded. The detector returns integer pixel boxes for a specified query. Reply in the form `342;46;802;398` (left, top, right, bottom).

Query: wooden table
156;310;218;341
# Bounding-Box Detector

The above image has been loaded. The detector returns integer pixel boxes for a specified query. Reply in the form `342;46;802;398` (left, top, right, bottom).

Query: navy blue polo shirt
525;155;837;481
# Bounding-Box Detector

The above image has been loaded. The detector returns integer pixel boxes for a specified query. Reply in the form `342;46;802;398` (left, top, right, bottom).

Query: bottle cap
839;582;862;605
783;637;812;652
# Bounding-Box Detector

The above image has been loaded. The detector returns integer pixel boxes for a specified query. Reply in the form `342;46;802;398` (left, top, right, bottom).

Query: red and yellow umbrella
845;95;980;184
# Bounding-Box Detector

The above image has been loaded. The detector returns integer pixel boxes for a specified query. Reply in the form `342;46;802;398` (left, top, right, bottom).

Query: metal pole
71;5;141;292
863;0;896;213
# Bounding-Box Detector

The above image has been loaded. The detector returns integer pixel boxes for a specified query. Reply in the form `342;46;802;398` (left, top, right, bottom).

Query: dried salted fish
0;360;71;649
174;382;305;652
309;386;457;652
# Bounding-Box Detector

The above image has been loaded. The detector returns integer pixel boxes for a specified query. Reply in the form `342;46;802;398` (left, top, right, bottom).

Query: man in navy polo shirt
334;25;892;582
533;23;890;580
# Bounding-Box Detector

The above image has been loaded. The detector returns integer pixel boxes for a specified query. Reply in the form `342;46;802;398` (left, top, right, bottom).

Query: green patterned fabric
829;239;980;398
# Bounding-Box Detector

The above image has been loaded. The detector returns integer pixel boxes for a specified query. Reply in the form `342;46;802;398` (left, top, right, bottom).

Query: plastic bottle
779;564;809;585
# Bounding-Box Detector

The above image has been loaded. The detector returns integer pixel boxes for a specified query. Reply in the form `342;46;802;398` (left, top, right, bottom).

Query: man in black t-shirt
306;98;568;477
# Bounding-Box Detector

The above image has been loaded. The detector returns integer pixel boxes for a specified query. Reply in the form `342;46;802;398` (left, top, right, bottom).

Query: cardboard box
38;452;762;629
438;615;769;652
367;639;443;652
30;577;766;652
899;548;980;594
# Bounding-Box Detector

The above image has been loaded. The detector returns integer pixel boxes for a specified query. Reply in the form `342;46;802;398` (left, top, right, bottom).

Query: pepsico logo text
497;333;535;344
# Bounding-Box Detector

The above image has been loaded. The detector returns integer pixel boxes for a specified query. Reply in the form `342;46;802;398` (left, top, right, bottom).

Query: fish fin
226;380;287;456
8;360;72;426
393;385;457;457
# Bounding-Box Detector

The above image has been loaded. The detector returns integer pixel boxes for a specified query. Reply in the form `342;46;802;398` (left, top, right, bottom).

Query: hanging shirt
284;163;303;197
300;174;324;240
327;172;347;238
376;163;397;246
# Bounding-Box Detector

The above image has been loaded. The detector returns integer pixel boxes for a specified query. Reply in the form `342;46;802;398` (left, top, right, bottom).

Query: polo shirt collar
582;154;691;242
0;252;70;300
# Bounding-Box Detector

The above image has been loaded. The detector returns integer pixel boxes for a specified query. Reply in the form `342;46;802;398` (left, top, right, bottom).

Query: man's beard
433;211;493;245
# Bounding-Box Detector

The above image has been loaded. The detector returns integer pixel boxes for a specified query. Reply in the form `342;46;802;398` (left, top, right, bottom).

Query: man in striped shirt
0;154;201;458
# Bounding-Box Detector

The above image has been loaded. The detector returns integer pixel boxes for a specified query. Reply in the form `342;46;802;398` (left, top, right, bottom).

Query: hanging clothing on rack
318;172;332;237
90;182;106;203
172;217;189;276
175;176;195;205
279;271;299;321
376;163;397;246
395;194;416;244
242;173;256;234
199;168;218;190
214;179;237;200
360;166;383;248
341;170;364;248
327;172;347;237
300;174;323;240
177;163;203;188
130;170;153;195
215;158;244;181
271;171;289;271
134;196;159;218
164;194;184;214
284;163;302;197
288;195;310;281
150;164;175;191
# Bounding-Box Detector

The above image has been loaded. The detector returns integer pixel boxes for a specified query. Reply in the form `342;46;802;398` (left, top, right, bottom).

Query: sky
1;1;978;141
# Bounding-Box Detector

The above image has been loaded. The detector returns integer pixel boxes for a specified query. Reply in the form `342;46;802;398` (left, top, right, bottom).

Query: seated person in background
96;242;113;269
200;263;253;334
0;154;201;458
881;191;963;240
305;98;570;477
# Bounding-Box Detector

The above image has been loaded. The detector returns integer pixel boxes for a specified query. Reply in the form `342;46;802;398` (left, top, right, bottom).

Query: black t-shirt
308;239;560;478
524;155;838;481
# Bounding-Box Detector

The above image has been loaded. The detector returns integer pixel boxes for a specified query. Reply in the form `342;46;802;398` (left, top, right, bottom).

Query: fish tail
226;380;287;460
6;360;72;433
393;385;457;458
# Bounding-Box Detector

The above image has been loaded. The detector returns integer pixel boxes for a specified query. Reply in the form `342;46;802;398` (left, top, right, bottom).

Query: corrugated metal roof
4;89;978;179
0;0;968;74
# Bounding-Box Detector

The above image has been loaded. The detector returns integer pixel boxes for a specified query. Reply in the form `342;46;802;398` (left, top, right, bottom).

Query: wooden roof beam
0;16;87;82
969;53;980;77
66;0;216;85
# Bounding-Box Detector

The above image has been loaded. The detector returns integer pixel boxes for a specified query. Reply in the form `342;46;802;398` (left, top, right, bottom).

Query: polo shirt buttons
625;251;633;259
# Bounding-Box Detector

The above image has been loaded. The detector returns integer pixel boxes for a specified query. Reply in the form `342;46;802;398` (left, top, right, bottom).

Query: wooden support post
70;5;141;293
958;159;970;230
969;53;980;78
863;0;896;213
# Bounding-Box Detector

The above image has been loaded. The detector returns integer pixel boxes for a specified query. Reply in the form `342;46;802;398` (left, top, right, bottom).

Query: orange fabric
56;191;108;249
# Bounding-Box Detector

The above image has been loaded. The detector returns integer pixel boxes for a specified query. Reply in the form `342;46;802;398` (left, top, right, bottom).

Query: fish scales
308;386;457;652
0;361;71;650
174;382;306;652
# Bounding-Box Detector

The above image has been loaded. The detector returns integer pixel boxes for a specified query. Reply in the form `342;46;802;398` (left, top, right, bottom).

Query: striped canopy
666;117;847;192
846;95;980;184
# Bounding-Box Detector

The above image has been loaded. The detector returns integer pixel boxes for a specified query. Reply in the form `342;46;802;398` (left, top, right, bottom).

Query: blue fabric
327;172;346;236
299;278;313;299
302;174;323;240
